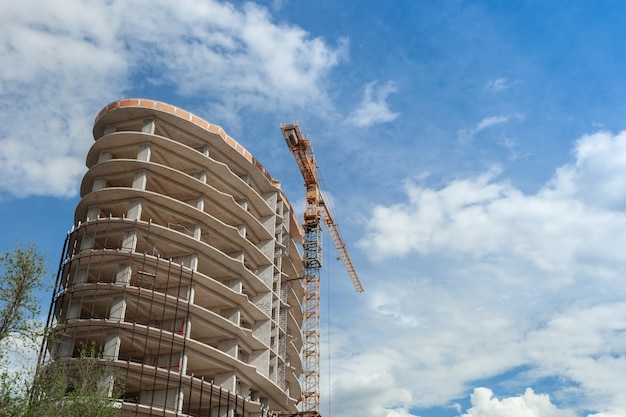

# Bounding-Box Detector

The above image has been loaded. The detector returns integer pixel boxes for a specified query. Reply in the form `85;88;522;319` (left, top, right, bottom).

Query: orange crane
281;123;364;416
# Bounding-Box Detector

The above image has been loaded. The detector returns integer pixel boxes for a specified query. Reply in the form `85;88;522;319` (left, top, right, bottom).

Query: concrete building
43;99;305;417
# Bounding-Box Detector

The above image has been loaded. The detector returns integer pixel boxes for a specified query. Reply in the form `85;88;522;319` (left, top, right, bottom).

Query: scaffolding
40;217;255;416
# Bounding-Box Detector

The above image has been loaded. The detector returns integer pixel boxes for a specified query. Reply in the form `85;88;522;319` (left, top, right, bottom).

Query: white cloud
122;0;346;118
458;114;524;143
485;77;521;93
0;0;128;197
0;0;345;197
500;137;532;161
461;388;576;417
347;81;400;127
361;130;626;269
547;130;626;210
523;302;626;413
327;347;416;417
345;130;626;416
326;281;626;416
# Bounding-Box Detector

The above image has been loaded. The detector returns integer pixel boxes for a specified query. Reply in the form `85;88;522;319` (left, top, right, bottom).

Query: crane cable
326;230;332;417
318;154;341;417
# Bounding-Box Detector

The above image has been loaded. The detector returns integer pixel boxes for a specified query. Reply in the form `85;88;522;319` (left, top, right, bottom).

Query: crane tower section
281;123;364;416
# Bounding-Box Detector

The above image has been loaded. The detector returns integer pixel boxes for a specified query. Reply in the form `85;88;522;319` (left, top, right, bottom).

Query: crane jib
279;122;364;415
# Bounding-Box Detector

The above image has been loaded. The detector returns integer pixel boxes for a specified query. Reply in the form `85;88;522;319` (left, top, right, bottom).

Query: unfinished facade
42;99;305;416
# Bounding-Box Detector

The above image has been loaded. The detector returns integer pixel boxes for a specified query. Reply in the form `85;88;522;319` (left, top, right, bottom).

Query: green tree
0;367;28;417
1;346;122;417
0;243;121;417
0;242;48;416
25;345;122;417
0;242;48;347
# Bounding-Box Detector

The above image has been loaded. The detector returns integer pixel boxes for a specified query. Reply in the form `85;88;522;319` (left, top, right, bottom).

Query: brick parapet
95;98;279;187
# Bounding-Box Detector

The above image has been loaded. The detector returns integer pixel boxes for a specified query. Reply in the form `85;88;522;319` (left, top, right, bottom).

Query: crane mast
281;124;364;416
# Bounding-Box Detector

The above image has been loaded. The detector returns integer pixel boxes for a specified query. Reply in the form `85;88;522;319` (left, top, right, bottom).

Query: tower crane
281;123;364;416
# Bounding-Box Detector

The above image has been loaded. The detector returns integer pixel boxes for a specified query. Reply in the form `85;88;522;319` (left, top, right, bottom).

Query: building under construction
42;99;306;417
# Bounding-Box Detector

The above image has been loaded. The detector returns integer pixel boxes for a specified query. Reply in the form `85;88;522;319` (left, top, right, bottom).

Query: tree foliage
1;345;122;417
27;346;122;417
0;243;121;417
0;242;48;347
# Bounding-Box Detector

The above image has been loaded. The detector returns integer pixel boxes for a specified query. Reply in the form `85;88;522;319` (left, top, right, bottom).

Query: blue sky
2;1;626;416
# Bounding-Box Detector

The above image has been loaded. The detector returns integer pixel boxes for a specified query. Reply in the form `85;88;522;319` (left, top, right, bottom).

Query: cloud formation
122;1;346;116
485;78;521;93
461;388;575;417
347;81;400;127
361;130;626;266
0;1;128;197
457;114;524;143
0;0;345;197
343;130;626;416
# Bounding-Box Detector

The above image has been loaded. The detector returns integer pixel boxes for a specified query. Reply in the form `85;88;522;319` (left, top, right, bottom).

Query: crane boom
281;123;363;415
321;203;364;293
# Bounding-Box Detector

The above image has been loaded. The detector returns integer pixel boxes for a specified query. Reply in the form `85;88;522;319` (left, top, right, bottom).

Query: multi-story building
42;99;305;417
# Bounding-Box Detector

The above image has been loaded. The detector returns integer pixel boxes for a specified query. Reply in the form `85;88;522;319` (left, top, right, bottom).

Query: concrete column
261;215;275;236
217;338;238;358
137;143;151;161
66;297;81;320
175;386;185;414
180;318;192;410
92;178;106;192
57;334;75;358
103;124;116;136
257;265;273;287
264;192;277;213
116;262;132;285
214;371;236;392
179;349;189;375
98;151;112;163
221;308;241;326
87;206;101;221
188;257;197;304
121;229;138;252
142;118;155;134
199;169;207;184
190;253;198;271
132;170;147;190
73;265;89;285
196;196;205;211
278;332;287;358
187;283;195;305
275;198;284;217
109;294;126;321
103;330;121;360
257;239;273;259
277;362;286;388
237;224;246;238
252;292;272;319
237;381;250;398
80;233;94;252
250;348;270;377
127;199;142;221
